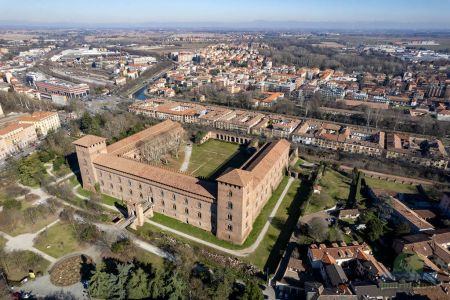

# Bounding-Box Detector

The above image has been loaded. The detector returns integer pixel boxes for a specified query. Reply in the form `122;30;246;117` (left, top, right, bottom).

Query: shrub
2;199;22;210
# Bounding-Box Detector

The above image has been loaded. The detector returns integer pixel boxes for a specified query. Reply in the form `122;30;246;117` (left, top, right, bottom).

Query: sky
1;0;450;29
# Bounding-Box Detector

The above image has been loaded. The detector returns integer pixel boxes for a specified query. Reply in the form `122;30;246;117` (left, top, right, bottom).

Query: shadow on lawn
264;180;313;277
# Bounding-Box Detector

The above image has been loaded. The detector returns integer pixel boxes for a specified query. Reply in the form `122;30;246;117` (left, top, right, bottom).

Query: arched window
173;204;176;210
119;186;123;192
172;194;176;200
197;212;202;219
161;190;164;197
227;224;233;232
227;213;232;221
161;200;165;206
138;183;142;189
139;193;143;199
110;183;113;189
228;190;233;197
185;208;189;214
184;198;188;205
227;201;233;210
128;180;132;186
197;202;202;209
129;189;133;195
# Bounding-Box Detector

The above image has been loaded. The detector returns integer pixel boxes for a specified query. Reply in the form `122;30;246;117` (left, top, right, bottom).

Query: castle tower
216;169;253;245
73;135;107;191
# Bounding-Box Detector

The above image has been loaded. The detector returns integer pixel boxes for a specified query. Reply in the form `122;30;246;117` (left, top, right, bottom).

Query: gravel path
180;143;192;172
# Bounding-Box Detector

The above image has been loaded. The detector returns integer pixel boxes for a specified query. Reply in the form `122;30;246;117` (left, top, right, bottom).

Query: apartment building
17;111;61;136
0;122;37;159
386;133;448;169
35;79;89;98
73;120;290;245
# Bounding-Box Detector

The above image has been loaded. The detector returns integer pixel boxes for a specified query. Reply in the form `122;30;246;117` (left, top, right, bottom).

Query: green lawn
188;140;240;178
245;179;301;269
393;252;424;273
141;176;291;251
0;235;6;248
305;169;350;214
364;177;418;194
135;248;166;269
34;223;83;258
76;185;125;207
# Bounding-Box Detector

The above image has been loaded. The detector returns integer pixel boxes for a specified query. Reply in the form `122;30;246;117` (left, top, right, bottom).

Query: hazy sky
1;0;450;28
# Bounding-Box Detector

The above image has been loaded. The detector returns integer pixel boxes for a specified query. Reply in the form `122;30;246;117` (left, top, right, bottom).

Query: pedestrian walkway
180;143;192;172
2;219;60;263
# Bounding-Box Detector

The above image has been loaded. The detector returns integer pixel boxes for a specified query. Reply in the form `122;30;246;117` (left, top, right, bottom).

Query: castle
73;120;290;244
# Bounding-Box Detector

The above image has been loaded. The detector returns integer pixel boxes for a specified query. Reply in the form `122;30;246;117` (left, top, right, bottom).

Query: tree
89;269;115;299
308;217;329;242
366;217;387;242
127;268;150;299
240;281;263;300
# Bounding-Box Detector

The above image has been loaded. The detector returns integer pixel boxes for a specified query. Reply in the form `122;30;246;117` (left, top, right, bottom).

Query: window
100;180;104;186
109;174;112;180
161;190;164;197
227;224;233;232
227;213;232;221
197;212;202;219
185;208;189;214
172;194;176;201
139;183;142;190
139;193;143;199
129;189;133;195
227;202;233;210
197;202;201;209
110;183;113;189
228;190;233;197
161;200;165;206
128;180;132;186
119;186;123;192
99;171;102;177
184;198;188;205
118;177;121;183
173;204;176;210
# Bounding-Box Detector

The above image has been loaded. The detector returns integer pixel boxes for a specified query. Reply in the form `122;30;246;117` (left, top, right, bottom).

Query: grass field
393;252;424;273
0;212;59;237
305;169;350;214
245;179;301;269
34;223;83;258
135;248;166;269
2;250;50;282
187;140;241;178
364;177;418;194
140;176;291;252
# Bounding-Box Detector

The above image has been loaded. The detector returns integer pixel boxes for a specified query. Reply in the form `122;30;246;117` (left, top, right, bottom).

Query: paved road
146;177;295;257
180;143;192;172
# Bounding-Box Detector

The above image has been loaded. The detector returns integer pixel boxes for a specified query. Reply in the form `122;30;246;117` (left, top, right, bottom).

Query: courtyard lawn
142;176;292;251
305;168;350;214
393;252;424;273
245;179;301;269
188;140;241;178
364;177;418;194
34;223;83;258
